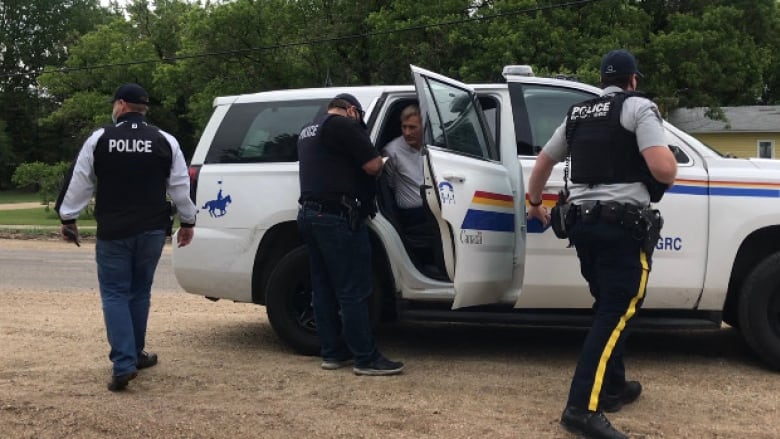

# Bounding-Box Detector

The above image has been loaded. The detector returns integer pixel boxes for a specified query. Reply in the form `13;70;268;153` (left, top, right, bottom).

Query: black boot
136;351;158;369
601;381;642;413
560;406;628;439
107;371;138;392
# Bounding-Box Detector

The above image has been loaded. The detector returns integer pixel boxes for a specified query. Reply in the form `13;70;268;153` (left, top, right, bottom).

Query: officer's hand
61;223;80;247
527;205;550;226
177;227;194;248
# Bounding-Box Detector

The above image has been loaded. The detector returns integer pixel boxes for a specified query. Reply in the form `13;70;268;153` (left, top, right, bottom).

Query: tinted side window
509;83;594;156
205;100;328;164
423;77;496;160
478;95;500;148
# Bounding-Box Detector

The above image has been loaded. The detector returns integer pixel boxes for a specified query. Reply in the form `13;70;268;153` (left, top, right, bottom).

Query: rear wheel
738;251;780;370
265;245;382;356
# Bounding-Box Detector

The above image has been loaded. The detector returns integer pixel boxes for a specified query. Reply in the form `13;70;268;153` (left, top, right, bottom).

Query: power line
1;0;601;79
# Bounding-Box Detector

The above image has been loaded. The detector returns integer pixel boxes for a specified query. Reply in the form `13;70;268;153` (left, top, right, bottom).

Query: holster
641;209;663;260
340;196;361;232
550;189;573;239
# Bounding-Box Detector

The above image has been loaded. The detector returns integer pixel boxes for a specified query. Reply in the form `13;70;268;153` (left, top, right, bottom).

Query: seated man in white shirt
383;104;425;230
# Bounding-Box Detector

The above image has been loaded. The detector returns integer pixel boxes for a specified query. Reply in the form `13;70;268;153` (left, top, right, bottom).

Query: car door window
509;83;593;156
423;76;496;160
478;95;500;154
205;99;328;164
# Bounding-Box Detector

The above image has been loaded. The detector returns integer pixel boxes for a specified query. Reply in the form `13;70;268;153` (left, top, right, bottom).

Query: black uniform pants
566;218;650;412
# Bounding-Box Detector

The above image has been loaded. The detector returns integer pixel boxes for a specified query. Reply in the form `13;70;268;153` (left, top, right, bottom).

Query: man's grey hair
400;104;420;122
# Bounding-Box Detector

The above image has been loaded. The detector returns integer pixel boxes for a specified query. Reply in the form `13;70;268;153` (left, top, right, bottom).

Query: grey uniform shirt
383;136;424;209
541;86;668;206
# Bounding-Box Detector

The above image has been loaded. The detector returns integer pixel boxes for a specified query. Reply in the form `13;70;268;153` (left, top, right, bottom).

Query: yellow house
668;106;780;158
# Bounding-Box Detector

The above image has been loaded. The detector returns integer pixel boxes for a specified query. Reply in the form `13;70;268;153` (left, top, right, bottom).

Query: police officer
527;50;677;438
56;83;197;391
297;93;404;376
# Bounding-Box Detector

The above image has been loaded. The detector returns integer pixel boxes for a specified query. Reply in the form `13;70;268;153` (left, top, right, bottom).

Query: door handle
441;173;466;183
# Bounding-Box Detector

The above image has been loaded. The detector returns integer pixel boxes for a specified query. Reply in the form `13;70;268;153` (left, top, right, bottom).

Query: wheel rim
288;280;317;334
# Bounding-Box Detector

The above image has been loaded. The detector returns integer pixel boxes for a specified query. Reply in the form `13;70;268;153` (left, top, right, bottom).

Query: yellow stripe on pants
588;249;650;412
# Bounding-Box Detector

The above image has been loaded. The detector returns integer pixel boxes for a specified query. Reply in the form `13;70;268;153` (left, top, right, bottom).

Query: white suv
173;66;780;370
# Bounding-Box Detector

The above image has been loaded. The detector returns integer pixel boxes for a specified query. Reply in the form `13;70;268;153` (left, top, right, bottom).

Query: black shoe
107;371;138;392
136;351;158;370
321;358;354;370
601;381;642;413
560;406;628;439
353;356;404;376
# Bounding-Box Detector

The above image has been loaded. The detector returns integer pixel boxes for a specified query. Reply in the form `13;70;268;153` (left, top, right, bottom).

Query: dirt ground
1;239;779;439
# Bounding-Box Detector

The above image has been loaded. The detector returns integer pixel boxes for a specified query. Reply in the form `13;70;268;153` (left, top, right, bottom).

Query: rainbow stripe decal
669;178;780;198
461;191;515;232
525;178;780;234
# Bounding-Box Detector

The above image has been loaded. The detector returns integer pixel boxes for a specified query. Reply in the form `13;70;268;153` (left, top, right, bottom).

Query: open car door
412;65;519;309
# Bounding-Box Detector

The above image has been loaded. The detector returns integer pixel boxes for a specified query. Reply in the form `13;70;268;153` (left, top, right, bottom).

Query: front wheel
265;245;382;356
738;251;780;370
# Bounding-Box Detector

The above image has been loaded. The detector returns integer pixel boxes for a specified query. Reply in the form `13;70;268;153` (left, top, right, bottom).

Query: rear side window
205;99;328;163
509;83;594;156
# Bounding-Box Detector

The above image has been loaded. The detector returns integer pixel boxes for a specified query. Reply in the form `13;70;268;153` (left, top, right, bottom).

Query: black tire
265;245;382;356
738;251;780;370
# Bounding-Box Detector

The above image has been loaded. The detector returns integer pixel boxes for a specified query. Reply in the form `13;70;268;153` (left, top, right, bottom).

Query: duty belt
572;201;643;225
300;200;348;216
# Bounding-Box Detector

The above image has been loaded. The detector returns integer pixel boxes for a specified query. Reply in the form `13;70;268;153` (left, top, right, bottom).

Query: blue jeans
297;207;378;367
566;220;650;412
96;229;166;376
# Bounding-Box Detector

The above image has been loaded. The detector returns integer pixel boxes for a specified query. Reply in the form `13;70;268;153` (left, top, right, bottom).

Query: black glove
62;223;80;247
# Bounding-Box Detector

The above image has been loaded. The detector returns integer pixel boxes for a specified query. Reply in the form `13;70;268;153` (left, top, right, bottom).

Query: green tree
454;0;650;85
365;0;478;83
11;161;71;206
27;0;780;157
0;120;14;188
647;6;770;107
0;1;113;187
38;0;200;156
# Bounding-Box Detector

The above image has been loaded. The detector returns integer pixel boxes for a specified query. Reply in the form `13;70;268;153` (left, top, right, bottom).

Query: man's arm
162;131;197;226
526;151;557;225
55;129;101;223
632;99;678;185
328;116;382;176
362;156;384;176
641;145;677;184
525;119;568;225
161;130;197;247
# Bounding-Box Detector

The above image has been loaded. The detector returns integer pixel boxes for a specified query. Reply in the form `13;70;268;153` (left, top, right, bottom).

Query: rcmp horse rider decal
202;181;232;217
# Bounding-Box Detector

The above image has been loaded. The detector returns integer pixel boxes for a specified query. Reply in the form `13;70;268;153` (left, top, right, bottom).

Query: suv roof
212;73;603;107
214;85;413;106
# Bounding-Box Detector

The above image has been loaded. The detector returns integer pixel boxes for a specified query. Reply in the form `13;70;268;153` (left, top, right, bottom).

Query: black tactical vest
298;113;366;204
565;92;667;201
92;114;173;238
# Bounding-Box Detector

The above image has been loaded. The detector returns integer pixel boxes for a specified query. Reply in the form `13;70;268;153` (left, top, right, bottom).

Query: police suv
173;66;780;370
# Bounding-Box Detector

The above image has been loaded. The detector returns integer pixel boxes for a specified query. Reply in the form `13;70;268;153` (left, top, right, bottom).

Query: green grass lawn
0;190;41;204
0;207;97;227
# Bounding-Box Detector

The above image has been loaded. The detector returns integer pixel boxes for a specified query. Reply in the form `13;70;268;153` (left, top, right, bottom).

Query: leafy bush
12;161;73;206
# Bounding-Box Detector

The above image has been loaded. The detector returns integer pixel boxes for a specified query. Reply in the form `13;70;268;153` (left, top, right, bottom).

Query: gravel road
1;239;778;439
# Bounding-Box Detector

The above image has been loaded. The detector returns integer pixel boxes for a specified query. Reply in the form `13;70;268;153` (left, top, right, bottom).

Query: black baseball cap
333;93;363;113
600;49;644;78
111;83;150;104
